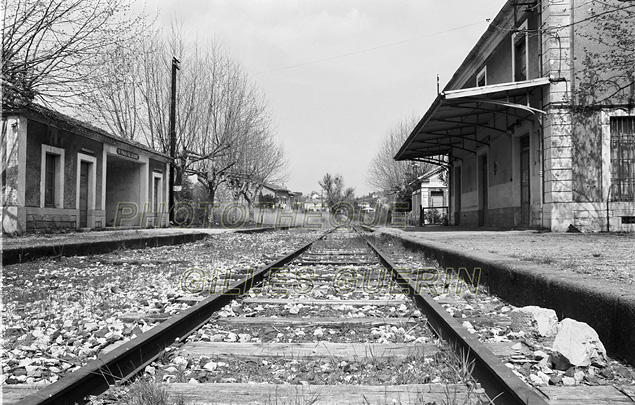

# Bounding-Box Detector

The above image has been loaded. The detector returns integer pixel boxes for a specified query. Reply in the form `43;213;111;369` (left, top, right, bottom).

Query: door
79;161;89;228
454;167;461;225
479;156;488;226
153;177;161;212
520;136;531;226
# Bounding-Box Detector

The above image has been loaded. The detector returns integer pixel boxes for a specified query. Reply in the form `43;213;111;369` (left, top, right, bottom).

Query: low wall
26;208;77;232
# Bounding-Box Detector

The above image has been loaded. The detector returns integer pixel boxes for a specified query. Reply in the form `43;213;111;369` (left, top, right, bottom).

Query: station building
395;0;635;232
410;168;449;226
259;183;292;208
2;103;170;233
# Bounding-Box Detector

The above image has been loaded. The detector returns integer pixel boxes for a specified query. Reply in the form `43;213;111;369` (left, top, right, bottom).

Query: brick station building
2;103;170;233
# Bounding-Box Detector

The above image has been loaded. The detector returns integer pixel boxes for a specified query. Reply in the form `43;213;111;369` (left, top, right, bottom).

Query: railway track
8;228;554;404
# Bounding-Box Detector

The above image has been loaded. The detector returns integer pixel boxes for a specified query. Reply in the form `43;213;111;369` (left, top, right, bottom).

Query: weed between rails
88;380;188;405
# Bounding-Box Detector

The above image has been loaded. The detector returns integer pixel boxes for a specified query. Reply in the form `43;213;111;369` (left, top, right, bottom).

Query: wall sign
117;148;139;160
81;148;94;155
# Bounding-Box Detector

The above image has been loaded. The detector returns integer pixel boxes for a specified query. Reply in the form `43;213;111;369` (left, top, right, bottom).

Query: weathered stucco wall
1;116;27;233
572;111;602;203
25;120;104;209
573;0;633;105
22;119;106;231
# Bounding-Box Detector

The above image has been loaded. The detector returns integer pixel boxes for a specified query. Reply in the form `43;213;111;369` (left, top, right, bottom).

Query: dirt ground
384;227;635;286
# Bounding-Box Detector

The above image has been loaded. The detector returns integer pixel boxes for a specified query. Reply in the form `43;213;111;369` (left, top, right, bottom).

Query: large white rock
552;318;607;368
510;306;558;337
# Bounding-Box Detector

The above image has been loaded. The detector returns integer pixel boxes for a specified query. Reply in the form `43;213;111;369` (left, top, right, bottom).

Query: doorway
153;176;161;212
520;136;530;226
79;161;89;228
479;155;488;227
105;155;142;227
454;166;461;225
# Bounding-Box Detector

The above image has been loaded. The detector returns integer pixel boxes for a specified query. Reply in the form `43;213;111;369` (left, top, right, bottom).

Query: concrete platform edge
2;227;288;266
1;233;210;266
369;228;635;366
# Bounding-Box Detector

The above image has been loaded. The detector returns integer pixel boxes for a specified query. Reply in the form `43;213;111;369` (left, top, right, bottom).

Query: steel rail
17;229;334;405
362;236;549;405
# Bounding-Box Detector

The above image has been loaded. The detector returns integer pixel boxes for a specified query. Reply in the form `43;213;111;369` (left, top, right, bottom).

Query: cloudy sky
147;0;507;196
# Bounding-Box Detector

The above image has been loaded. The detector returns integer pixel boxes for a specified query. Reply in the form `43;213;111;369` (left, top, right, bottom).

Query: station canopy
394;77;550;164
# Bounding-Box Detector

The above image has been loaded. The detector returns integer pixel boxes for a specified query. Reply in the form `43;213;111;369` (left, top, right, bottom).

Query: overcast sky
147;0;508;196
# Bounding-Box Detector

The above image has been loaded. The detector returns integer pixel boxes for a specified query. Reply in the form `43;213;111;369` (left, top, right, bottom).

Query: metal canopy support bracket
466;97;547;116
411;141;479;155
411;157;454;167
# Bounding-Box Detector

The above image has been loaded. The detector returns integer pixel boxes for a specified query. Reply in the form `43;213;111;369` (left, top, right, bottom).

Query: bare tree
319;173;355;212
227;129;288;207
167;35;238;203
80;16;287;204
367;116;438;201
575;1;635;106
95;27;236;203
81;36;148;140
186;45;282;204
122;27;285;205
2;0;148;107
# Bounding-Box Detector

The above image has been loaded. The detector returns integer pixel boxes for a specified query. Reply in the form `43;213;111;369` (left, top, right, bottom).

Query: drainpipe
539;0;545;229
569;0;576;96
606;187;611;233
539;106;546;229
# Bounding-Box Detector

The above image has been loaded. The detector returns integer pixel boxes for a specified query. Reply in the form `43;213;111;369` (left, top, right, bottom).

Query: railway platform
1;226;280;266
369;225;635;368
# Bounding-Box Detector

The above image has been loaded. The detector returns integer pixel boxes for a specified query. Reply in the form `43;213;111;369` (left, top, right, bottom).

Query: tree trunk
207;182;216;204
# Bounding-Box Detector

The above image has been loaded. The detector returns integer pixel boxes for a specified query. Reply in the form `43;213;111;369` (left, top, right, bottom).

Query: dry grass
88;380;189;405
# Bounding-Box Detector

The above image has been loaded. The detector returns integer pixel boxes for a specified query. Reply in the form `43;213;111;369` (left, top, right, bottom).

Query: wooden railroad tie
214;316;422;328
179;341;518;360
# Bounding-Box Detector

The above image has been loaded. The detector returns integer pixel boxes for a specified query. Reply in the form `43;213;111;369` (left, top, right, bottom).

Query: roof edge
2;103;170;161
444;1;520;91
394;77;550;161
394;95;444;161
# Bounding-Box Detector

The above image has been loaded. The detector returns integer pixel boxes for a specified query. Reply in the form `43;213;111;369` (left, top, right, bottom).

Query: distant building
259;183;291;208
355;200;374;213
395;0;635;231
304;199;326;212
2;103;170;233
302;192;325;212
411;169;449;225
288;191;303;210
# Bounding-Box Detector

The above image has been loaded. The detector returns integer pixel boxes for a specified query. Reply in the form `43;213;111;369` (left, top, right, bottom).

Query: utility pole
169;57;180;224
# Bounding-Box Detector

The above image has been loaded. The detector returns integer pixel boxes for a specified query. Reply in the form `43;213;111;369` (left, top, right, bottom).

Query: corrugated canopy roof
394;77;550;162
